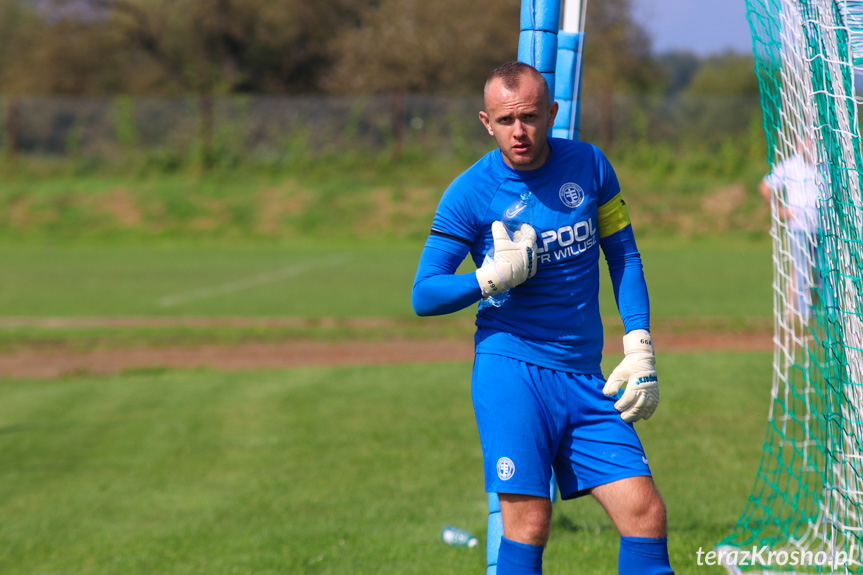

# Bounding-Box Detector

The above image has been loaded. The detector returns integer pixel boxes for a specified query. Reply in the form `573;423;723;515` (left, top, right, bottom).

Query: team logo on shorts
559;182;585;208
497;457;515;481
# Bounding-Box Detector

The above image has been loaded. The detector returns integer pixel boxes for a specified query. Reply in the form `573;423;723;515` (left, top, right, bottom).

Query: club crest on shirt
559;182;585;208
497;457;515;481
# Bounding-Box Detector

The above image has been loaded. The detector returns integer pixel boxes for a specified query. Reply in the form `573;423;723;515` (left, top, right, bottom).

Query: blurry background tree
324;0;519;154
0;0;699;98
324;0;519;95
0;0;41;161
580;0;663;150
11;0;378;95
681;51;761;147
25;0;384;165
655;51;702;96
0;0;762;168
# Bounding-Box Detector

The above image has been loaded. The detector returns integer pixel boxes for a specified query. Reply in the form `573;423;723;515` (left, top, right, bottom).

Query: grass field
0;238;772;318
0;352;771;575
0;238;772;349
0;150;778;574
0;232;780;574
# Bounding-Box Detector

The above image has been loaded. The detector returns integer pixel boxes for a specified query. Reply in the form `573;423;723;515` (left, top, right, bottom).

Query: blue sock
619;536;674;575
497;536;544;575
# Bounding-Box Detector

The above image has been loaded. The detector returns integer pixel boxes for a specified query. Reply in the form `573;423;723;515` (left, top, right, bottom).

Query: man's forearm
412;272;482;316
602;226;650;332
411;239;479;316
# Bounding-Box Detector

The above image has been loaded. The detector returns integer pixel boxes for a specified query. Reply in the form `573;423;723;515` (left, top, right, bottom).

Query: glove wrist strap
623;329;653;354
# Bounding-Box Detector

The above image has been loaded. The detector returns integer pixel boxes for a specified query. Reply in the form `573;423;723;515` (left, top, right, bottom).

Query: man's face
479;74;558;171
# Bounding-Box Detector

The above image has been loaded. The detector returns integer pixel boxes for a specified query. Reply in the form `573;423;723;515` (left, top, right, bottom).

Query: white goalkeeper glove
603;329;659;423
476;221;538;298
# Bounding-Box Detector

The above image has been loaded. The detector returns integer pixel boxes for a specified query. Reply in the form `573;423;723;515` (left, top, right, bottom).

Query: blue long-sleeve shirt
411;138;649;374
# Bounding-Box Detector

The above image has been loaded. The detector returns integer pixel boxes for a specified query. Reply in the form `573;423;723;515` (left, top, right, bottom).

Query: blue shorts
472;353;652;500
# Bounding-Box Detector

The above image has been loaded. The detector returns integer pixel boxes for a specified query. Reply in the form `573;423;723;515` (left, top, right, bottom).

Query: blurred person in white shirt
759;137;831;319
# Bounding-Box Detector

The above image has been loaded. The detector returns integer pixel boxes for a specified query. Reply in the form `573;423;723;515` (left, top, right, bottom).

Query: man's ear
548;102;559;128
479;111;494;136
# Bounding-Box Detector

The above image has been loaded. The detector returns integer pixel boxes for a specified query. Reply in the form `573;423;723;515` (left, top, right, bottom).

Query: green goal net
716;1;863;573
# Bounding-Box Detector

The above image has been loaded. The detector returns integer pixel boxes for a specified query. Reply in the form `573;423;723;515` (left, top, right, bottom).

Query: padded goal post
517;0;587;140
485;1;587;574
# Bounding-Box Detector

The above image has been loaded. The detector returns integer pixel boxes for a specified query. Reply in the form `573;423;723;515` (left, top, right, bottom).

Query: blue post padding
489;491;502;514
550;470;558;503
554;49;576;100
517;30;559;73
487;492;503;575
552;97;573;137
518;31;558;98
520;0;561;33
518;0;560;101
557;30;579;51
555;100;573;121
552;31;584;141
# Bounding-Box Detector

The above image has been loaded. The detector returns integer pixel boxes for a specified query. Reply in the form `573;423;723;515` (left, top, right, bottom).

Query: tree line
0;0;757;99
0;0;761;166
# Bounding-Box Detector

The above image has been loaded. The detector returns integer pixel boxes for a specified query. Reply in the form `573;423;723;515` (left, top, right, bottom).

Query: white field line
157;254;349;308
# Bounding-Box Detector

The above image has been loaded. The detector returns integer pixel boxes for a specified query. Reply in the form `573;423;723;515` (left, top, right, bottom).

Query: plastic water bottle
480;190;535;308
441;526;479;547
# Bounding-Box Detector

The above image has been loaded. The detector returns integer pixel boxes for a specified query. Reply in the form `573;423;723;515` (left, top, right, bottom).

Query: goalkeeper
411;62;672;575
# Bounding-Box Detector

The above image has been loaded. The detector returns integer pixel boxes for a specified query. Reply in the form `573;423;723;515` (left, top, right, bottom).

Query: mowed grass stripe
158;254;350;307
0;239;771;319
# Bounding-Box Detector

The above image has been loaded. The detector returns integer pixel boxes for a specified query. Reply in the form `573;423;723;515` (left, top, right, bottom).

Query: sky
631;0;753;56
